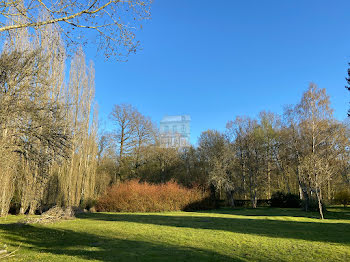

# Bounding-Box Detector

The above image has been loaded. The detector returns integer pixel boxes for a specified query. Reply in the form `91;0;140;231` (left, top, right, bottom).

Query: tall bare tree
258;111;280;199
57;47;98;207
110;104;138;160
296;84;347;219
109;104;155;181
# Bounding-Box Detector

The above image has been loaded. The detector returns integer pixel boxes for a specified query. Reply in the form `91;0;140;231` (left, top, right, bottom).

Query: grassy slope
0;207;349;262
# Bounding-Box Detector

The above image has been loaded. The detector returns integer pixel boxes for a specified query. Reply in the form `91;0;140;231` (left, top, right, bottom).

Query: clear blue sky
89;0;350;144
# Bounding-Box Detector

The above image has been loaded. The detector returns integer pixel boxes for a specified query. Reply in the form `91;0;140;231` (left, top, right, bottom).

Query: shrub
96;180;213;212
270;192;285;207
334;190;350;207
80;198;97;211
284;193;301;208
270;191;301;208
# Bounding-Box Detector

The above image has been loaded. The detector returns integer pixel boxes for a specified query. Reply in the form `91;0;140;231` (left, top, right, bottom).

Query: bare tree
226;117;266;208
209;145;237;207
57;47;98;207
198;130;229;200
110;104;138;159
109;104;156;181
132;112;156;169
258;111;280;199
0;0;152;59
297;84;348;219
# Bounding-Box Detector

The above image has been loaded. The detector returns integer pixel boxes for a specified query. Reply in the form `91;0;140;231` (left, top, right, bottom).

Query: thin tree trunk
315;189;324;219
227;190;235;208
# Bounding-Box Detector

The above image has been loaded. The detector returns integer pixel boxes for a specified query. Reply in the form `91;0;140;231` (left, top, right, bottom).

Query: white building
159;115;191;148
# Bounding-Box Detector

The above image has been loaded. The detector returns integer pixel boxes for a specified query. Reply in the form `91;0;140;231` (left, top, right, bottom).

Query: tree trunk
226;190;235;208
327;179;331;201
315;189;324;219
28;201;38;215
301;187;309;212
19;206;27;215
299;184;303;200
267;161;271;199
251;191;257;208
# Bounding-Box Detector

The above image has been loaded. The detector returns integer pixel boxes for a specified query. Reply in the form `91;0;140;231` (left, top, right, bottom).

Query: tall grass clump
96;180;213;212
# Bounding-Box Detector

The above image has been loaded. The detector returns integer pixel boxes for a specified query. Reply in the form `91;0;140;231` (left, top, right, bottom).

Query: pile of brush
19;206;81;224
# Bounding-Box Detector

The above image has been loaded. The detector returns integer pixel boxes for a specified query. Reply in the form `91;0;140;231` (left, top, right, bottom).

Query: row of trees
0;21;98;215
1;44;348;218
96;85;350;219
204;85;349;219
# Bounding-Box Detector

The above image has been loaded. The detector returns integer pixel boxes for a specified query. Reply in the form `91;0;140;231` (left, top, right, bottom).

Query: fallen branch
0;244;21;260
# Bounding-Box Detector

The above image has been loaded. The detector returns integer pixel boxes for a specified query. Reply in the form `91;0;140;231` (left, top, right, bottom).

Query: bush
270;191;301;208
96;180;214;212
284;193;301;208
270;192;285;207
334;190;350;207
80;198;97;211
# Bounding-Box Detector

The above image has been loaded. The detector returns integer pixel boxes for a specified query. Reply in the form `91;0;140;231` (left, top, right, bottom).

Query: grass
0;207;349;261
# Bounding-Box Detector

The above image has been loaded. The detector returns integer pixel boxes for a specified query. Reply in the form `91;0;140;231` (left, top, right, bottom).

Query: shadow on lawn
0;223;238;262
79;211;350;245
199;207;350;220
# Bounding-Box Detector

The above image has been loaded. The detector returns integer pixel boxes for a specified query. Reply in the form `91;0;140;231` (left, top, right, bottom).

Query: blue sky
89;0;350;144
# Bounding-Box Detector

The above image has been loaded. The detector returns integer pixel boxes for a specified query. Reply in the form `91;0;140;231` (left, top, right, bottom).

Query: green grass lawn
1;207;350;261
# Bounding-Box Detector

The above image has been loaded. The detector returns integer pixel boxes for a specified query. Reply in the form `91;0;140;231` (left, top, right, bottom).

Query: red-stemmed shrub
96;180;215;212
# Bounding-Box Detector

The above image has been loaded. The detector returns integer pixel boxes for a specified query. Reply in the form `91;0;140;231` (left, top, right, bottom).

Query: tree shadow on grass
0;223;238;262
198;207;350;220
79;212;350;246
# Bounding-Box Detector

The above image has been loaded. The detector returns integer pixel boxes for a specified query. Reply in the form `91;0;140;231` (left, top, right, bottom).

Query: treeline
96;85;350;219
207;85;349;218
0;20;349;219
